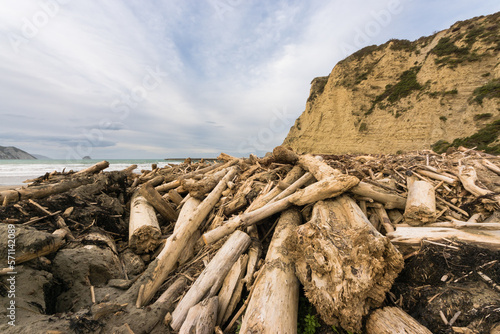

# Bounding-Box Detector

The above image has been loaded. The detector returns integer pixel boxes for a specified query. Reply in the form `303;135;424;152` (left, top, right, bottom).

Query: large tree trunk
288;196;404;333
239;209;301;334
366;307;432;334
136;167;238;307
170;230;251;331
128;191;162;254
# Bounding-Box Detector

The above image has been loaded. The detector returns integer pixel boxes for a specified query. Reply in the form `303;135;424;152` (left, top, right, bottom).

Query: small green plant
359;122;368;132
389;39;416;52
432;37;468;57
303;314;320;334
440;116;447;121
474;113;493;121
471;78;500;105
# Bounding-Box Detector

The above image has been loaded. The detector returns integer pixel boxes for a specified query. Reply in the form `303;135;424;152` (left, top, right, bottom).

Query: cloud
0;0;498;158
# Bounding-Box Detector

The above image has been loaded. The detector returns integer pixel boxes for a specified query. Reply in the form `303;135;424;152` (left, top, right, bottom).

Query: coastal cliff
0;146;36;159
283;12;500;154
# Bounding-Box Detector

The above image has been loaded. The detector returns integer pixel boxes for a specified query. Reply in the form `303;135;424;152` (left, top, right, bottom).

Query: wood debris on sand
1;146;500;333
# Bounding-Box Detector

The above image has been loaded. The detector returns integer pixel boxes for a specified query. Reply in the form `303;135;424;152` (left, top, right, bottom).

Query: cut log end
129;225;161;254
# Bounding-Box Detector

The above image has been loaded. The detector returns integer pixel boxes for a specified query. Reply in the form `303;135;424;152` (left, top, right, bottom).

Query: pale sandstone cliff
283;12;500;154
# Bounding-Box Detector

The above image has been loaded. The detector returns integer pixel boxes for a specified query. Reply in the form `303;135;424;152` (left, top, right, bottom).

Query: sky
0;1;499;159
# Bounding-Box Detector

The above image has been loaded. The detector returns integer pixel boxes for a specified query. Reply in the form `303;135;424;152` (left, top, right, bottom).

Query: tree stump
287;196;404;332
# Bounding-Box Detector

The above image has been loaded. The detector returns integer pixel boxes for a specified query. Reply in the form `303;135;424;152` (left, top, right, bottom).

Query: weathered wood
240;209;300;334
202;174;360;245
416;169;457;185
15;228;67;265
482;159;500;176
74;160;109;175
217;254;248;325
269;172;315;204
155;179;181;193
288;196;404;333
458;165;500;205
170;230;251;331
182;169;227;199
167;189;183;206
128;191;161;254
139;183;178;222
387;226;500;250
224;178;255;216
1;177;96;205
350;182;407;209
427;220;500;229
121;164;138;174
243;225;261;289
137;167;238;307
175;196;202;232
298;154;342;180
178;296;219;334
155;276;188;306
404;176;436;226
273;145;299;164
366;306;432;334
372;203;395;233
298;153;406;209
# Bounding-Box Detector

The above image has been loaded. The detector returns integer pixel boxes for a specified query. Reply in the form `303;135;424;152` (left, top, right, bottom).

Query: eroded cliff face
283;12;500;154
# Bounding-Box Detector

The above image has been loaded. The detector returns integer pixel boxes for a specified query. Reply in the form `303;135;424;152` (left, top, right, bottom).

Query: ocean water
0;159;183;186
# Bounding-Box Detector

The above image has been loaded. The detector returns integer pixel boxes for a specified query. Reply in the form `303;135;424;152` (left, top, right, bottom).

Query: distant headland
0;145;36;160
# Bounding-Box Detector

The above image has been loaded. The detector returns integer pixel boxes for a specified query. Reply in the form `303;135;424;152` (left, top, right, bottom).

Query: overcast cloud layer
1;0;499;159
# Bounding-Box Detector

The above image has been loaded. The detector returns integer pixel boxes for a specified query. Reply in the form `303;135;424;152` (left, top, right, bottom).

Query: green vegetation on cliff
432;120;500;154
367;66;422;114
471;78;500;105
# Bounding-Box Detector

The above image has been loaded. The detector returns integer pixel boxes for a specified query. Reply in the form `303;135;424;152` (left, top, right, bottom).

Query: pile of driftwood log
0;146;499;334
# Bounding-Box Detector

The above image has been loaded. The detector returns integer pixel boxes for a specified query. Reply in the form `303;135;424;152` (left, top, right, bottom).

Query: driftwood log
137;167;238;307
202;173;359;244
288;196;404;332
178;296;219;334
139;183;178;222
366;306;432;334
217;254;248;326
170;230;251;331
128;191;161;254
1;177;96;206
240;209;301;333
404;176;436;226
74;160;109;175
387;226;500;250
